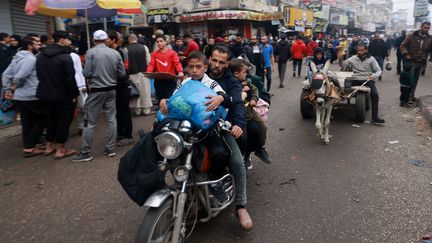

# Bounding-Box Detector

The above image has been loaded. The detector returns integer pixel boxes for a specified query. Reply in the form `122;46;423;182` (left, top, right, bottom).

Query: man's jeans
396;51;403;74
224;133;247;206
278;62;287;86
81;90;117;154
409;61;423;100
374;56;385;73
265;67;272;92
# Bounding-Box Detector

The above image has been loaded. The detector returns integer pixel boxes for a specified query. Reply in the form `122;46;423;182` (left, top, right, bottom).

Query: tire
355;92;366;122
135;198;177;243
300;90;315;119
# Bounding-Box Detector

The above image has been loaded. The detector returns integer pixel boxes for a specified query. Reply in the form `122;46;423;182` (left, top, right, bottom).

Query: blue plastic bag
157;80;226;130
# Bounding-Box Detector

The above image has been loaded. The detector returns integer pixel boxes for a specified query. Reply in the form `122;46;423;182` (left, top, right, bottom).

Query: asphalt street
1;54;431;243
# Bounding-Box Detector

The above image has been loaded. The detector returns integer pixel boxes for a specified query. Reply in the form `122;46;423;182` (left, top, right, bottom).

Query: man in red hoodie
180;34;200;58
305;37;318;75
291;36;307;77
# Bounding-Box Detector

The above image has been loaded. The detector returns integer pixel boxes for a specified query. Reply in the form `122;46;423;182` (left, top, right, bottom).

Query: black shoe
293;73;296;77
254;147;272;164
371;117;385;124
279;84;284;88
400;102;410;107
378;76;382;81
210;182;228;203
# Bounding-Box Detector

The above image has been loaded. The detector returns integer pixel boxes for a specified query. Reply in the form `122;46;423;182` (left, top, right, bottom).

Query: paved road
1;54;432;243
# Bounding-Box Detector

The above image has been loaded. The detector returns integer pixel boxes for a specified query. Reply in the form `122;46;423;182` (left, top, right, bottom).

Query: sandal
23;148;45;158
44;149;56;156
236;208;253;231
54;149;77;160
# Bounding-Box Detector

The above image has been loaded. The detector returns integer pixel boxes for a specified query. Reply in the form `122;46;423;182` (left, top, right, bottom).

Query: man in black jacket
229;33;244;58
274;34;291;88
36;31;78;159
126;34;153;116
207;45;252;231
106;30;134;146
368;32;388;81
394;30;406;75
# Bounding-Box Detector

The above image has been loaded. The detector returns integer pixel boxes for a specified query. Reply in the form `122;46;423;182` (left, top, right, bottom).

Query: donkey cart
300;71;371;123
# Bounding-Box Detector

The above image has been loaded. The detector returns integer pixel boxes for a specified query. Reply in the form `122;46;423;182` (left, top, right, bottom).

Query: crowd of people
1;20;431;231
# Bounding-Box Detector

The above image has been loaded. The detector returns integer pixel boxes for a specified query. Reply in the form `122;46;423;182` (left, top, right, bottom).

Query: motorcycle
135;118;235;243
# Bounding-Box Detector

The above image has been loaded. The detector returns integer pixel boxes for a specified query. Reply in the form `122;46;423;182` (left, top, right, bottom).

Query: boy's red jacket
291;40;307;59
183;40;199;57
306;41;318;56
147;49;183;76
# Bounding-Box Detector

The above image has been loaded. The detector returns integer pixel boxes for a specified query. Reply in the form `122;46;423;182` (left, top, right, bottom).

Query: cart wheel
300;90;315;119
355;92;366;122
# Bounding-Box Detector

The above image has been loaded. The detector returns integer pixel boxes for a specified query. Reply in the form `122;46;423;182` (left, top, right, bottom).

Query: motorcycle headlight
156;131;184;160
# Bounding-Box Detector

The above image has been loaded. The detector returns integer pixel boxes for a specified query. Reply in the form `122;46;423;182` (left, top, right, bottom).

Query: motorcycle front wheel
135;198;178;243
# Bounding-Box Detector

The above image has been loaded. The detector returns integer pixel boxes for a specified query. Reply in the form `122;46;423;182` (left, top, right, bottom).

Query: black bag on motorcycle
118;132;165;206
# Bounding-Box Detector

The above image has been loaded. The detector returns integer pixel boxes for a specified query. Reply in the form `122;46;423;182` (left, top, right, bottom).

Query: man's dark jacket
400;30;431;63
229;42;244;58
125;43;148;75
274;40;292;63
368;39;388;57
394;34;406;54
36;44;78;101
209;69;246;129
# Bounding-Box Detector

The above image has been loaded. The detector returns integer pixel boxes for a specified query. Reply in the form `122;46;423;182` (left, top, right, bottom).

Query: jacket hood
314;47;324;56
15;50;34;61
41;44;72;57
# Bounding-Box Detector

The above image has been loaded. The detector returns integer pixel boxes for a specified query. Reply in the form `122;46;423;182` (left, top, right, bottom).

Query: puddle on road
407;159;432;168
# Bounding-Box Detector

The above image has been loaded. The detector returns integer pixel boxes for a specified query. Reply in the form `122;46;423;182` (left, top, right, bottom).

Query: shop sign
147;8;170;16
414;0;429;17
182;0;221;12
330;14;348;26
147;8;174;24
284;7;314;28
178;10;282;22
314;18;328;32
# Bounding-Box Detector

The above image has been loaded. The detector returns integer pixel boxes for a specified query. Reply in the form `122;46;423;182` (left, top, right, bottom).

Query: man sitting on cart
343;43;385;124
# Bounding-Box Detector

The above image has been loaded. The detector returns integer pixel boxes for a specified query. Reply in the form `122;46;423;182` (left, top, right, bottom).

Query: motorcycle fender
144;188;175;208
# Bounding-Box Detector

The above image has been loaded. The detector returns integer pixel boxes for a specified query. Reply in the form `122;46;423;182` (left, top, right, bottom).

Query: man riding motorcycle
207;45;253;230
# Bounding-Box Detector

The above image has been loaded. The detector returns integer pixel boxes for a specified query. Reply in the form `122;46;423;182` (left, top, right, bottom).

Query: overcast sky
392;0;415;25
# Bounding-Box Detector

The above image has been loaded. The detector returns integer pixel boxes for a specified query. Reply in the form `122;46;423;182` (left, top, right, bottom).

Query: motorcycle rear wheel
136;198;179;243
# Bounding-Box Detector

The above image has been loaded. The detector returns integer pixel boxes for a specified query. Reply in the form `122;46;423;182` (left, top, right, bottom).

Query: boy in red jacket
291;37;307;77
147;35;184;101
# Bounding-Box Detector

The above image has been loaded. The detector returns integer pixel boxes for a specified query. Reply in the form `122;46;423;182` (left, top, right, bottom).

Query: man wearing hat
72;30;126;162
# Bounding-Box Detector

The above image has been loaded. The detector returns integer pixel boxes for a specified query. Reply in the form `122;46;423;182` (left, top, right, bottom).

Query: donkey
308;61;341;144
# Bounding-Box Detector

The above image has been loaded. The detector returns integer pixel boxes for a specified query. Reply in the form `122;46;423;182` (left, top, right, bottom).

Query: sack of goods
157;81;227;130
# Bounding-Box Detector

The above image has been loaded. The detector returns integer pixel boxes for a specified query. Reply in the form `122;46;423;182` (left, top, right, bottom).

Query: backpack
117;131;165;206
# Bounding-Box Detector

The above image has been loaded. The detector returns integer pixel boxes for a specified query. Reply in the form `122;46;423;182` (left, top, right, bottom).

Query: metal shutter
0;1;13;34
10;0;49;36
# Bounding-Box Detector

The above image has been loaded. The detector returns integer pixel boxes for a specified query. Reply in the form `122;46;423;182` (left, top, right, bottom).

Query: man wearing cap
72;30;126;162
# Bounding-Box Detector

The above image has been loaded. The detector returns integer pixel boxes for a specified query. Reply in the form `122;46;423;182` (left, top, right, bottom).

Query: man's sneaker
371;117;386;124
244;157;253;170
254;147;272;164
293;73;296;77
71;153;94;162
209;182;228;203
104;150;116;157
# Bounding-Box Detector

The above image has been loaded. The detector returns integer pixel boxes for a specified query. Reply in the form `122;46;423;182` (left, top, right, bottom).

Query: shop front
176;10;282;38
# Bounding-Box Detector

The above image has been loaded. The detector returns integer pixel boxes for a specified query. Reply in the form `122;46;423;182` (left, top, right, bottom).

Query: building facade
0;0;52;37
142;0;282;38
